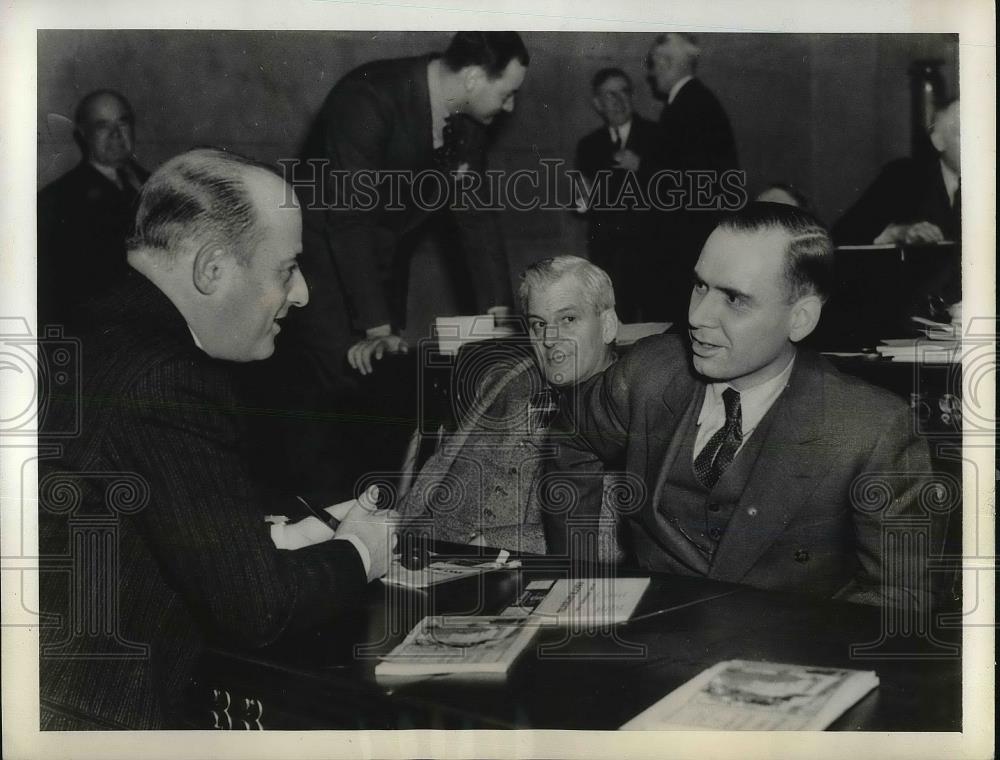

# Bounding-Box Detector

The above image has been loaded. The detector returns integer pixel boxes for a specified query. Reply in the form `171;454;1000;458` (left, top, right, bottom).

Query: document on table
621;659;879;731
500;577;650;625
375;616;542;680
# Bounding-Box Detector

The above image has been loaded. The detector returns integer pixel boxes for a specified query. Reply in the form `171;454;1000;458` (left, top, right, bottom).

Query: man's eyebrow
693;271;753;302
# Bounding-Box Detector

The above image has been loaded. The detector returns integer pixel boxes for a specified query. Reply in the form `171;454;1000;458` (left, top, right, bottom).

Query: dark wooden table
185;546;962;731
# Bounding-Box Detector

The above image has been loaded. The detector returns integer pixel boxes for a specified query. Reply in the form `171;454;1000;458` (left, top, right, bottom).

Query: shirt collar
89;160;121;186
187;325;205;352
668;75;694;105
609;120;633;146
697;352;796;438
939;159;960;206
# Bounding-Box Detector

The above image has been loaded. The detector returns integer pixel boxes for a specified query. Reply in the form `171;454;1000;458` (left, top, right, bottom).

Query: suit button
708;527;722;540
494;485;505;495
707;503;720;512
747;507;758;517
794;549;810;563
509;467;518;475
484;508;495;519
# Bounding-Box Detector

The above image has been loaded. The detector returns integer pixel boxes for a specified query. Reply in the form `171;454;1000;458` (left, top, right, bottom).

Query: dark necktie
694;388;742;489
433;116;456;171
527;386;560;434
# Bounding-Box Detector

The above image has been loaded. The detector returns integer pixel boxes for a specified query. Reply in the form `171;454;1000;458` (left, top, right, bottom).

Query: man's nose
688;289;716;328
541;325;559;348
288;267;309;308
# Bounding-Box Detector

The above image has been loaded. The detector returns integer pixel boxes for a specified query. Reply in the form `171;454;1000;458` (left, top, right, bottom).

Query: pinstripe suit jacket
38;268;368;729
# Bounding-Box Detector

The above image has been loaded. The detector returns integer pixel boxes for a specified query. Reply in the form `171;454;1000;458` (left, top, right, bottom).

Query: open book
375;616;541;681
500;577;650;626
621;659;879;730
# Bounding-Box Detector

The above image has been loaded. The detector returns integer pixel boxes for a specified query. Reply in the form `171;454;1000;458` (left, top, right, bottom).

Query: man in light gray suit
399;256;620;556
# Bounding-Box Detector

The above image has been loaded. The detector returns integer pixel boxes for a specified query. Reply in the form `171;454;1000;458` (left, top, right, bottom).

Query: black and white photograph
1;1;994;758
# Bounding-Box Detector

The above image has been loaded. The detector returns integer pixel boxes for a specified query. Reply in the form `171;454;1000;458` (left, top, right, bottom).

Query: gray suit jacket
400;354;549;553
546;333;949;607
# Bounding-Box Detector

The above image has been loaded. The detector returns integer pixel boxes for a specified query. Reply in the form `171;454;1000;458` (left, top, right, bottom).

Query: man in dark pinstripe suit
38;148;397;729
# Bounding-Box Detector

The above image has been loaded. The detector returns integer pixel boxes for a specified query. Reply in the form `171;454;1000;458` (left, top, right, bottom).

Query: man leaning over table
398;256;627;560
38;149;398;730
544;202;948;609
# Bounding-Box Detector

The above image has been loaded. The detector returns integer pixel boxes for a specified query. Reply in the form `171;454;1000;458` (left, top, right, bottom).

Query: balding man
38;89;149;327
39;149;396;729
834;99;961;246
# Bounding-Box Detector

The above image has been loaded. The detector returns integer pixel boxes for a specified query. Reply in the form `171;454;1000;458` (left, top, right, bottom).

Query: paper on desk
500;577;650;625
621;659;879;731
375;615;542;679
383;553;507;589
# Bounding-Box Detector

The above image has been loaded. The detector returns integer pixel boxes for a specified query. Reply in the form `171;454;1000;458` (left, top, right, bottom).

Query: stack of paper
621;659;879;730
375;616;541;681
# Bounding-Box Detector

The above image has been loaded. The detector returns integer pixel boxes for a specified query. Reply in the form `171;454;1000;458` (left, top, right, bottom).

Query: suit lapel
708;352;831;582
642;383;717;573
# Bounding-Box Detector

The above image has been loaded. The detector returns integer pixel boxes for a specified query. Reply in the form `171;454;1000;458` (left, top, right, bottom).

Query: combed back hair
717;202;834;303
74;89;134;128
127;148;277;265
442;31;530;77
591;67;632;92
519;255;616;314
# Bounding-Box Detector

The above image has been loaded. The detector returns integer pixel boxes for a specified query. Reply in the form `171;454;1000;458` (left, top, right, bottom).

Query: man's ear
192;242;230;295
788;294;823;342
600;308;619;345
462;65;485;92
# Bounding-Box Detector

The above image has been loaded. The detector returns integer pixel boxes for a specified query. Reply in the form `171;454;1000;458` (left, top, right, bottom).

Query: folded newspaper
500;577;650;625
621;659;879;730
375;616;541;681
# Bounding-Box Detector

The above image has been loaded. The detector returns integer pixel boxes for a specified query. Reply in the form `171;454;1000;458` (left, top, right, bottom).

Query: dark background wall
37;30;957;338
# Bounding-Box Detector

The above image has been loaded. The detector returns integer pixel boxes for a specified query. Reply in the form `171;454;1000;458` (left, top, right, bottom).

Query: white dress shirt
609;120;632;148
694;354;796;460
668;75;695;106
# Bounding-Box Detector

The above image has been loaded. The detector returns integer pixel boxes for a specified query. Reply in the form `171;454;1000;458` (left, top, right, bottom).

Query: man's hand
613;149;641;172
335;497;399;581
347;334;409;375
874;221;945;246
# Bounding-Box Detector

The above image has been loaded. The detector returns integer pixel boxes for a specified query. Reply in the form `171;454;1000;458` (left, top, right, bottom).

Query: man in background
289;31;529;381
575;68;662;322
546;203;946;609
646;33;740;322
834;99;961;246
38;89;149;328
400;255;623;560
39;149;396;730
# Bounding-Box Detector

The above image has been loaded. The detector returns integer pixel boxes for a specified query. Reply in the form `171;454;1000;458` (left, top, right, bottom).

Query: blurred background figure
755;182;812;212
37;89;148;329
575;67;662;322
645;33;739;323
833;98;960;246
